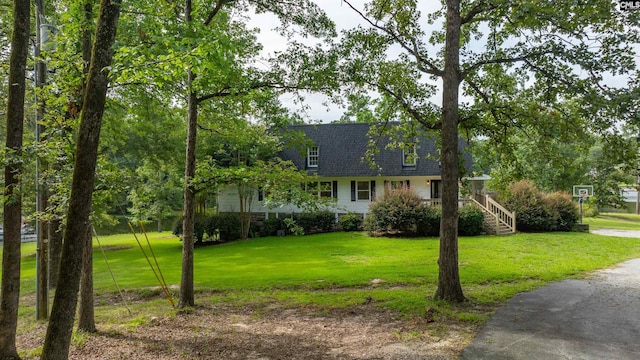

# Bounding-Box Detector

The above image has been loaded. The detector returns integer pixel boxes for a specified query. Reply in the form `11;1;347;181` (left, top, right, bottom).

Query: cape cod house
216;122;515;235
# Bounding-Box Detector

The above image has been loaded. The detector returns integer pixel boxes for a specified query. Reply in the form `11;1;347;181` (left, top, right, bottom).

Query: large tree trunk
49;0;94;291
77;224;96;333
41;1;121;358
76;0;97;332
179;0;196;308
0;1;29;358
179;68;197;308
434;0;465;303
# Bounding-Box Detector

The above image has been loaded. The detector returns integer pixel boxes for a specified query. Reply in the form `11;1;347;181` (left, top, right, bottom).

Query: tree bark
434;0;465;303
41;1;121;358
47;220;63;288
77;224;96;333
76;0;97;333
0;1;29;358
179;0;196;308
179;68;197;308
49;0;94;291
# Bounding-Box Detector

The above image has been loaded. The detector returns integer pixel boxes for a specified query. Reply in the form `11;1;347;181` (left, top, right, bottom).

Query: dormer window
307;146;319;168
402;145;416;166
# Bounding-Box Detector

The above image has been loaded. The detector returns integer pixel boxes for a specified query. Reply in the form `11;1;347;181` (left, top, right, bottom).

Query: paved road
462;229;640;360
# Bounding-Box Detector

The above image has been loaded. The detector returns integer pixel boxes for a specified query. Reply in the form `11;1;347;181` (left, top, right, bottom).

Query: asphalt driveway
461;229;640;360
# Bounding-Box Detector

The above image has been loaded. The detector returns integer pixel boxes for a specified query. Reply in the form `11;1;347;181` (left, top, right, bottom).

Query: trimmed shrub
174;214;242;243
544;192;579;231
339;212;363;232
364;187;427;236
416;206;441;237
210;213;241;241
260;217;285;237
295;211;336;234
503;180;552;232
458;205;485;236
502;180;579;232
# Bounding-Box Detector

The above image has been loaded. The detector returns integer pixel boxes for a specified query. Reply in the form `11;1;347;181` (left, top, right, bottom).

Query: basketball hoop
573;185;594;225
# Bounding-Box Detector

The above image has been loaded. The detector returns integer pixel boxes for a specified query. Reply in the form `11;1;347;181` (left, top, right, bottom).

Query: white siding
216;176;439;216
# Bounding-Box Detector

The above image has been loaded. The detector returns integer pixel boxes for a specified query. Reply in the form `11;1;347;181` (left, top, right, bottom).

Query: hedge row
363;187;485;237
501;180;579;232
173;213;242;245
173;211;352;243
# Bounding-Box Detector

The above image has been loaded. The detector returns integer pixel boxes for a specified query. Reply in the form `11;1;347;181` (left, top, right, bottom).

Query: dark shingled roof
279;123;472;177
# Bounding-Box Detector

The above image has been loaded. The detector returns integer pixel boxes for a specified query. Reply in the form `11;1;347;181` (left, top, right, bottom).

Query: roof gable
280;123;472;177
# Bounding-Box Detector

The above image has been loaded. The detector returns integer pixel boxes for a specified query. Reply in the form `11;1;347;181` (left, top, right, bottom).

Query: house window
402;145;416;166
307;146;319;168
306;181;335;199
319;181;333;198
357;181;370;201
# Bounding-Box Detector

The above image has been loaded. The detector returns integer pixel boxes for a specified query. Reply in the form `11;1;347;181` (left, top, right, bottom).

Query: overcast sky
248;1;371;123
248;2;637;123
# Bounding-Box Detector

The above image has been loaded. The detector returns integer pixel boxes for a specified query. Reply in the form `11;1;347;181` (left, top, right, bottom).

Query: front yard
6;218;640;358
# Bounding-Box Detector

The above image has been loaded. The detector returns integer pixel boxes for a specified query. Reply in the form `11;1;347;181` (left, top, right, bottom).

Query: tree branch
461;1;497;25
341;0;443;77
461;51;548;80
367;80;441;130
196;81;332;104
203;0;233;26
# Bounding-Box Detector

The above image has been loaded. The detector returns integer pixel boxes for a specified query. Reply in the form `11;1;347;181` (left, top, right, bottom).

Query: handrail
424;196;516;235
485;195;516;234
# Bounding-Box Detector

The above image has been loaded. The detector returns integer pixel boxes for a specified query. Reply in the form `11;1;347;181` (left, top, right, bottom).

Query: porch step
475;198;516;236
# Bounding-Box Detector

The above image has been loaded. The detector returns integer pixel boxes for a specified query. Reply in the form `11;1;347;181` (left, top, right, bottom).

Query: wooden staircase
472;195;516;235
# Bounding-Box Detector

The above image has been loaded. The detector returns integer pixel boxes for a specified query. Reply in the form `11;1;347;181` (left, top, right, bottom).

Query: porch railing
423;195;516;235
477;195;516;235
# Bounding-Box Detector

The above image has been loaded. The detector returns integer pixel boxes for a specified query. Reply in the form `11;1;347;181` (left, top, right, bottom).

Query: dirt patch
18;301;481;359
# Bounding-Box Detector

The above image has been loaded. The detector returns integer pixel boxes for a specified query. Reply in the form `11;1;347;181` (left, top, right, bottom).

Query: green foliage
581;202;599;218
338;213;363;232
502;180;551;232
259;217;286;237
364;187;427;236
295;211;336;234
283;218;304;236
545;192;579;232
502;180;579;232
458;206;485;236
416;206;441;237
209;213;242;242
128;160;183;228
586;142;637;210
194;216;207;244
174;213;242;244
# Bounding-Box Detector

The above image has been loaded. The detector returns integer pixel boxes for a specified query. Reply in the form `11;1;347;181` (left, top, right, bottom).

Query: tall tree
41;0;122;357
339;0;639;301
0;0;29;358
110;0;335;307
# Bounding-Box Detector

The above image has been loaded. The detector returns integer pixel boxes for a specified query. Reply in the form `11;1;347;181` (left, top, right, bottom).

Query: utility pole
35;0;50;320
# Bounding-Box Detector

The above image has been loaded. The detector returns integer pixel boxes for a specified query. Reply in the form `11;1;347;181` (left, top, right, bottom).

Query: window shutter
351;181;356;201
406;180;410;189
333;181;338;199
258;187;264;201
370;180;376;201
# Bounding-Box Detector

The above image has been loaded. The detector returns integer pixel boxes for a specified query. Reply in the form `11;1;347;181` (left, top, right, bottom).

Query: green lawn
5;228;640;319
583;212;640;230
